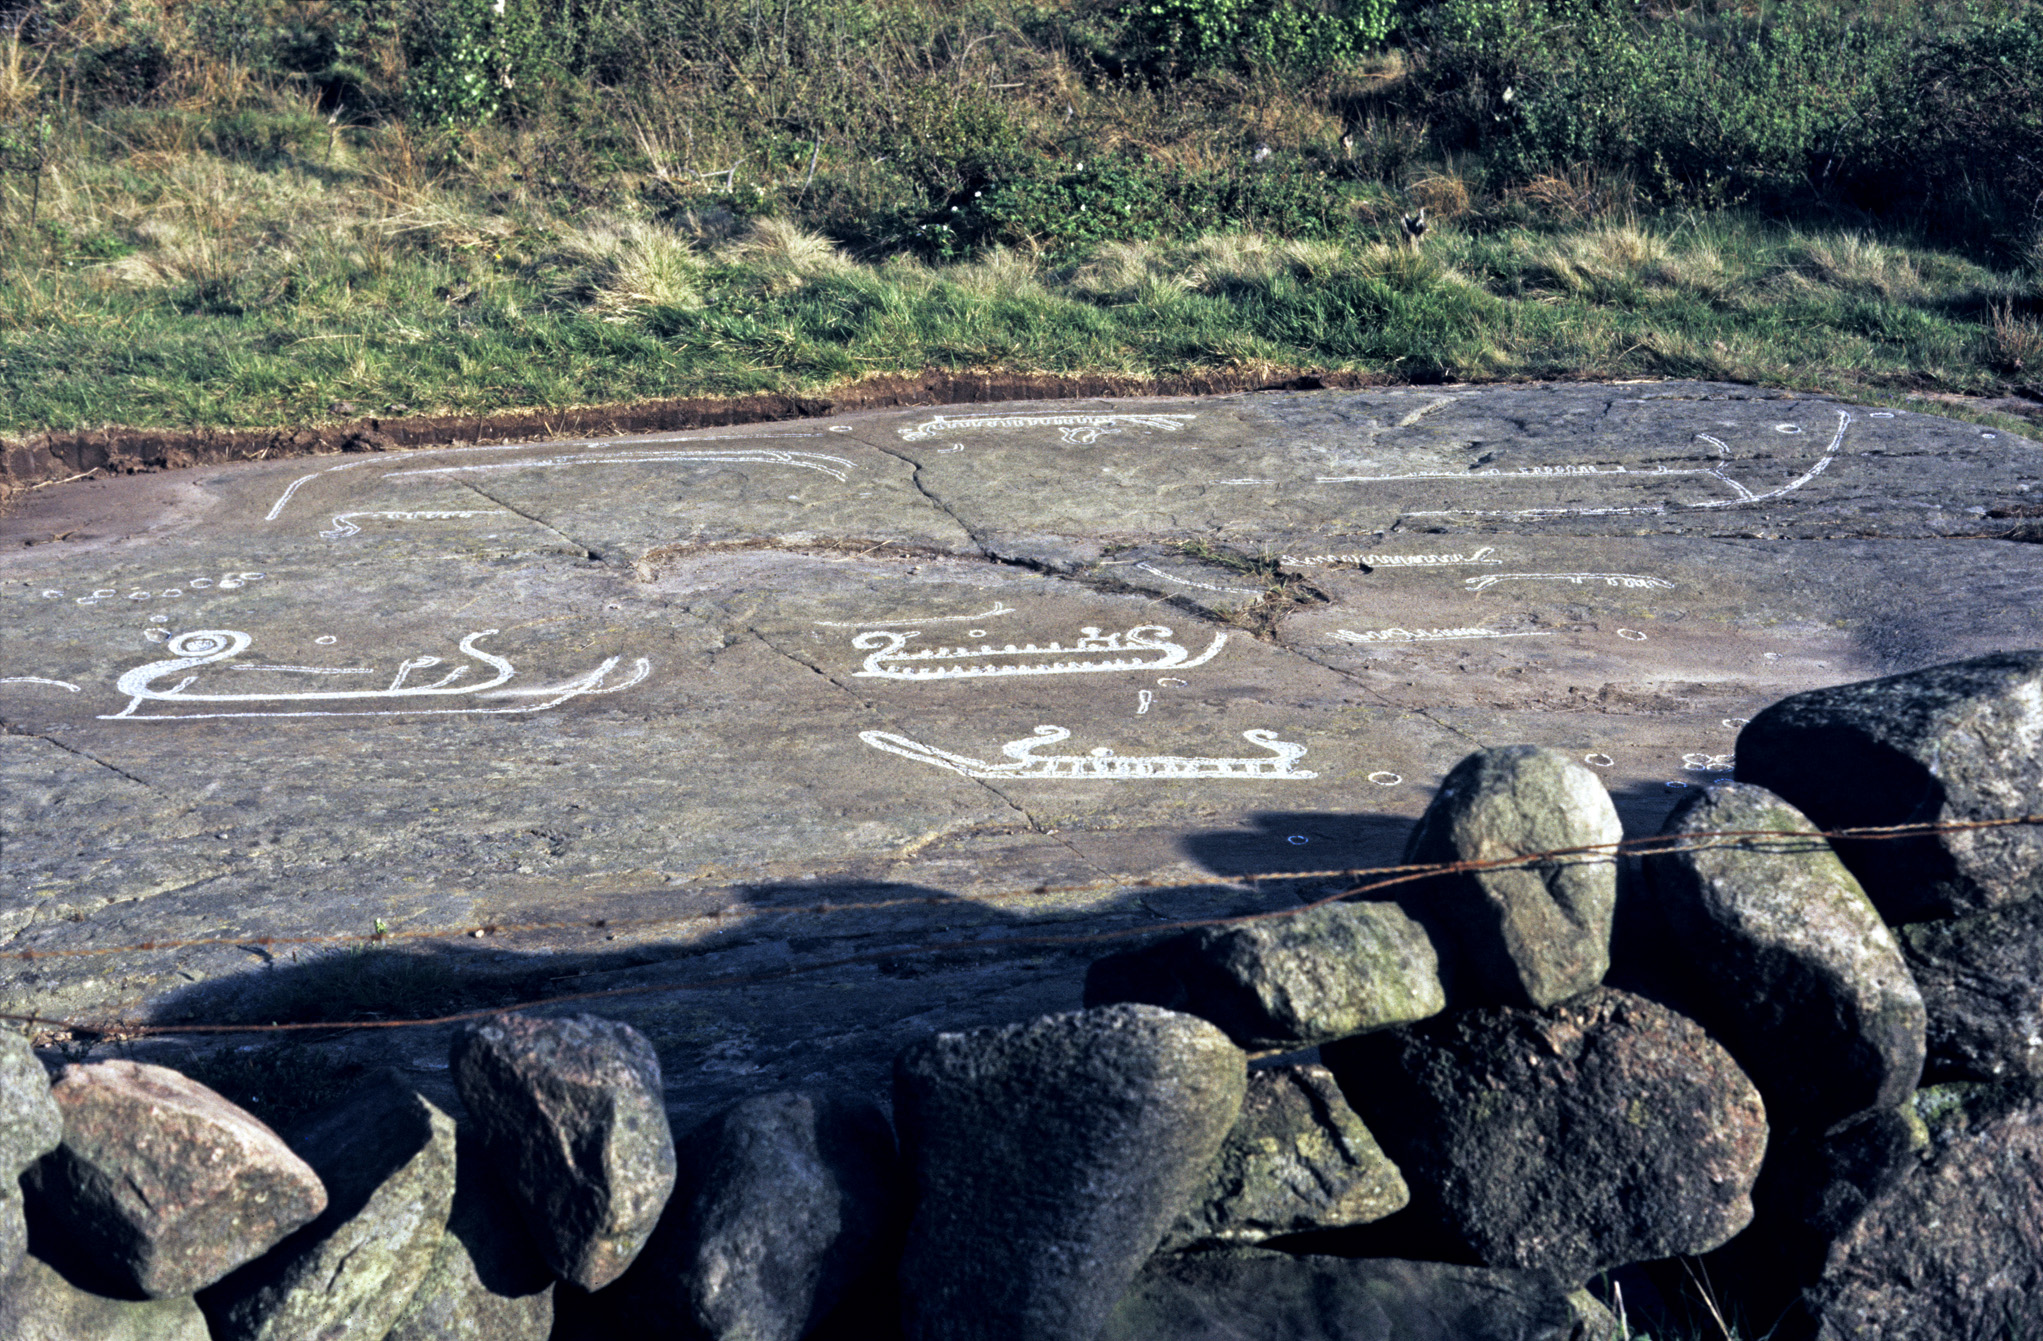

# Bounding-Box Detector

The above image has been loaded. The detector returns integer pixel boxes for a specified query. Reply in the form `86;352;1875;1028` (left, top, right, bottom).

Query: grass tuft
1987;300;2043;376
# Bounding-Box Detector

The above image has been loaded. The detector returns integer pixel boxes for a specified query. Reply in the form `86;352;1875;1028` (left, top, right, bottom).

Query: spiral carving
165;630;250;660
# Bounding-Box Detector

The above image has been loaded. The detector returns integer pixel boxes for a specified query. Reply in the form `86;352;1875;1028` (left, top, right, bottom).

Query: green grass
0;165;2035;434
1;0;2040;435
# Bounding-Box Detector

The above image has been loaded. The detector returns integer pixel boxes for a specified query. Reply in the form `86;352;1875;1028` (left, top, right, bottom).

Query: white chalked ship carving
102;629;648;720
851;625;1227;680
1317;410;1852;521
1463;572;1675;592
895;413;1195;444
1333;626;1552;644
859;725;1315;779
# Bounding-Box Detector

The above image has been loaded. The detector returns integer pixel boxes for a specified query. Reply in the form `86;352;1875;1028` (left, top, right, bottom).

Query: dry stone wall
6;651;2043;1339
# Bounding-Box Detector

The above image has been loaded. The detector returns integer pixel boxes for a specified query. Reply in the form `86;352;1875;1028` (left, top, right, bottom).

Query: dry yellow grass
717;218;855;293
558;220;704;316
1409;169;1475;221
1789;233;1926;299
950;246;1047;299
1987;299;2043;374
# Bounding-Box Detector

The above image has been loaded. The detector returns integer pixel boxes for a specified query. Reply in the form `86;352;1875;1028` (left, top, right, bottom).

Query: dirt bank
0;369;1394;501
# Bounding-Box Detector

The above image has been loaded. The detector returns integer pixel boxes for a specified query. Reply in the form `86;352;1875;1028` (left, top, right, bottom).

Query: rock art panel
0;381;2039;1129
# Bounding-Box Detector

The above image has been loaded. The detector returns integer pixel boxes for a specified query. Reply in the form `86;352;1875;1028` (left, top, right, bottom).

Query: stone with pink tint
22;1060;326;1298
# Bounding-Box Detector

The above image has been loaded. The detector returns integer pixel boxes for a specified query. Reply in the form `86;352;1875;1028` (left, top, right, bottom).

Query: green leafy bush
927;156;1358;257
1116;0;1396;77
401;0;544;125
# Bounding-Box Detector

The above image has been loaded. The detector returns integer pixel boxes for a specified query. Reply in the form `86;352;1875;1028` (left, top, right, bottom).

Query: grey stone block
0;1032;58;1183
1401;746;1623;1008
22;1061;325;1299
1161;1064;1406;1250
1805;1085;2043;1340
1645;781;1926;1130
452;1012;676;1291
895;1003;1246;1341
608;1090;901;1341
200;1073;458;1341
384;1129;555;1341
1735;650;2043;920
1325;988;1768;1280
1085;901;1444;1051
1099;1250;1594;1341
1898;895;2043;1083
0;1253;209;1341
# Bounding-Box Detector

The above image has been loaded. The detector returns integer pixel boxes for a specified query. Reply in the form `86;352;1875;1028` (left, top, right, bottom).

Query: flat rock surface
2;381;2041;1125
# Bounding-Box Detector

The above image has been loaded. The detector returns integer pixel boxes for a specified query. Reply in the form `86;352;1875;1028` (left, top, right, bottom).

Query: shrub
399;0;544;125
1115;0;1396;77
939;155;1360;258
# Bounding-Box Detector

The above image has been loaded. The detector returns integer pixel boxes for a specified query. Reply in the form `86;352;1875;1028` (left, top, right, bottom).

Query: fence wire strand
5;815;2036;1042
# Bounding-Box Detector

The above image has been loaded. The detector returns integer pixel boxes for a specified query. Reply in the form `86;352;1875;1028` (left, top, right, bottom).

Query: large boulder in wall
0;1253;210;1341
1399;746;1623;1008
1084;900;1446;1051
1159;1064;1407;1251
1733;651;2043;921
383;1128;556;1341
1099;1250;1612;1341
604;1090;901;1341
1897;893;2043;1084
0;1030;60;1281
1644;781;1925;1132
1324;988;1768;1281
451;1012;677;1291
894;1003;1246;1341
20;1060;325;1299
199;1073;458;1341
1802;1084;2043;1340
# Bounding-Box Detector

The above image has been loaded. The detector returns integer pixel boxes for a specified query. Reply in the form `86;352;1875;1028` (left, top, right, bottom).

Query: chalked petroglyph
851;625;1229;680
99;629;650;721
895;413;1196;444
2;381;2041;1126
860;725;1314;780
1332;627;1552;645
1314;410;1850;521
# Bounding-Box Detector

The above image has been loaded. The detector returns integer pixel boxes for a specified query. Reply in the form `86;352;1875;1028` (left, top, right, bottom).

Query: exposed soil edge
0;368;1389;502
